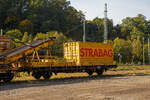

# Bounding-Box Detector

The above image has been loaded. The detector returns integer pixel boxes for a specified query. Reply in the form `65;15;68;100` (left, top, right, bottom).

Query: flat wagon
0;36;117;82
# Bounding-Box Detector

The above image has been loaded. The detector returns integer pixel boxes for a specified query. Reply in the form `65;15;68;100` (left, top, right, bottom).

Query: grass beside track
13;73;90;82
111;65;150;71
11;65;150;82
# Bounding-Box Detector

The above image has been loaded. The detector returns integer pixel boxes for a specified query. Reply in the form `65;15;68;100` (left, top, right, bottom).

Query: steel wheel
32;71;41;80
3;73;14;83
43;72;52;80
96;69;104;75
87;71;93;76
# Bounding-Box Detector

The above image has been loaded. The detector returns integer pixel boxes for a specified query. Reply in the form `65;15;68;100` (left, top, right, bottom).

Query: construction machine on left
0;35;56;82
0;35;14;82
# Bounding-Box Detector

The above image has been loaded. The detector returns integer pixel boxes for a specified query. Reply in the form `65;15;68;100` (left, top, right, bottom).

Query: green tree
0;0;30;30
86;17;114;42
19;19;34;34
121;14;148;40
131;38;142;64
21;32;29;43
0;0;84;40
6;29;23;40
113;37;132;64
6;29;23;47
34;31;70;57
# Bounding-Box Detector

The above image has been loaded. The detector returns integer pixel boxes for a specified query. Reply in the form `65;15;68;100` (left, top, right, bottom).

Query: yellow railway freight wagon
0;38;117;82
64;42;115;66
21;41;117;80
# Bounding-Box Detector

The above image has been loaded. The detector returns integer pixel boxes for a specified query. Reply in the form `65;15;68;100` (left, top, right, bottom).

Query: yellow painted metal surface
0;39;56;65
0;68;9;72
23;60;77;67
0;40;115;68
64;42;114;66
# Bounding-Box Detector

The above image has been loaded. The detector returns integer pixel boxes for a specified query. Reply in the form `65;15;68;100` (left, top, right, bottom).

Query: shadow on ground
0;73;150;91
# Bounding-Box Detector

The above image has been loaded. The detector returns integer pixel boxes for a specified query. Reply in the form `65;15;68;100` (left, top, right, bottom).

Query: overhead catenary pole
104;3;108;43
83;18;86;42
143;37;145;65
148;37;150;64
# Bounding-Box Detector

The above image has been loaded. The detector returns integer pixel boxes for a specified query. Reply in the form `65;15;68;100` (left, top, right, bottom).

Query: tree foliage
0;0;84;40
113;37;132;64
1;0;150;64
6;29;23;40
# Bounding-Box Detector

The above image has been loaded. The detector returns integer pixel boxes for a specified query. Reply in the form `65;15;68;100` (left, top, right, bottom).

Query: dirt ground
1;72;150;100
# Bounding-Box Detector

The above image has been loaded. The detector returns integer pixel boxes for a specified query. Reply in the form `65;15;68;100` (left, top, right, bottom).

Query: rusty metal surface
0;35;12;54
